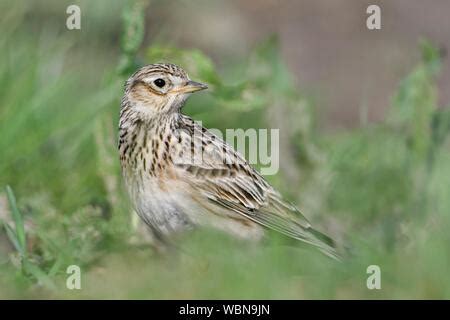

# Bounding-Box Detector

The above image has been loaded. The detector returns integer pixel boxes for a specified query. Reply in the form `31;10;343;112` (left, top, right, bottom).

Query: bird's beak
180;80;208;93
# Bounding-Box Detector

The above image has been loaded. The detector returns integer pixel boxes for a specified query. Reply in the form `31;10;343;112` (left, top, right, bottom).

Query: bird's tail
304;227;342;261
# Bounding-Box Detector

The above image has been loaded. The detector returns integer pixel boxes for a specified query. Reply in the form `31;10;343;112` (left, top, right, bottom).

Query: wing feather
174;115;339;259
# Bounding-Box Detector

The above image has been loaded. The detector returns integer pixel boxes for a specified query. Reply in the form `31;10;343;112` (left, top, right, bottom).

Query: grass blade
23;260;56;290
2;222;23;255
5;185;26;256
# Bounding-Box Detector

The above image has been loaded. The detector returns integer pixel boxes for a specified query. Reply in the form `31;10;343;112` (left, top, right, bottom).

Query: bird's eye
153;78;166;88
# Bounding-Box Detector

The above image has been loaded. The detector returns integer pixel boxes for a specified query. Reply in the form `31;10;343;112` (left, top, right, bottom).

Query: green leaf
48;255;64;277
23;260;56;290
2;221;22;255
118;0;149;76
420;39;442;74
431;109;450;148
5;185;26;256
389;40;441;160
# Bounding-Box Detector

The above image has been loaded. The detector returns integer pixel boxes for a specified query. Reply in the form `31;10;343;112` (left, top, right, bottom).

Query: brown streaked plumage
119;63;340;259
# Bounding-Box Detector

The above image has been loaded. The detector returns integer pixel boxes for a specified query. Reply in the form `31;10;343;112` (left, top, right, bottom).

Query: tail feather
305;227;342;261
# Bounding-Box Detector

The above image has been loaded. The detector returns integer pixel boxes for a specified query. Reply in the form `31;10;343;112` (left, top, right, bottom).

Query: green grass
1;1;450;299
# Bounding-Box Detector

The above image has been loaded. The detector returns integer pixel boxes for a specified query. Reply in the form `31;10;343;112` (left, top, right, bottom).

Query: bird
119;63;340;259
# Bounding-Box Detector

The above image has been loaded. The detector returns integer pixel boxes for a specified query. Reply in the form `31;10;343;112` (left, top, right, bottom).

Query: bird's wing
173;116;339;259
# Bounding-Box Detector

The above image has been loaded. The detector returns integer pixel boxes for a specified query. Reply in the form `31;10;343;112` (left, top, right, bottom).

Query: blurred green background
1;0;450;299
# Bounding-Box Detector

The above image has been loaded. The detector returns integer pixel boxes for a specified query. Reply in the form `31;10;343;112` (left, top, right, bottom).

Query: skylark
119;63;339;259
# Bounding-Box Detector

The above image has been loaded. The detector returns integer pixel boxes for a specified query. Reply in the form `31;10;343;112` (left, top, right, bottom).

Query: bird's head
123;63;208;117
